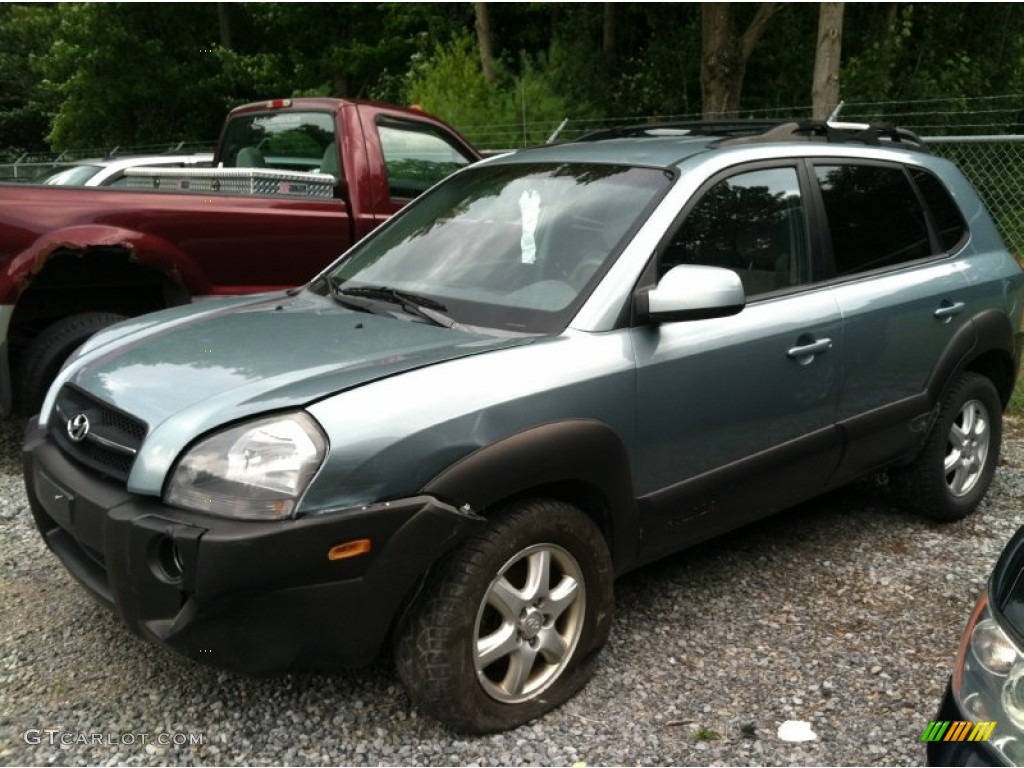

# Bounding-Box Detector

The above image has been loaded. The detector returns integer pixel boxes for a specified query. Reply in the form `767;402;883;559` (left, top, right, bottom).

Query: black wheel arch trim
421;419;638;572
926;308;1018;409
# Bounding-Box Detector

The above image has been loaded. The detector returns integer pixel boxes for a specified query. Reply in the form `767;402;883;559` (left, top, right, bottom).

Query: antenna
827;100;845;122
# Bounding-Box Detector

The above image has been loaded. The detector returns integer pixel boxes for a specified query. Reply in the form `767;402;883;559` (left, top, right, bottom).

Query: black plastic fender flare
421;419;638;571
926;308;1018;409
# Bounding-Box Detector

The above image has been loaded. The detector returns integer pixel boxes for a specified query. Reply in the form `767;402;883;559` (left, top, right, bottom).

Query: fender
926;308;1018;407
3;224;208;304
421;419;638;571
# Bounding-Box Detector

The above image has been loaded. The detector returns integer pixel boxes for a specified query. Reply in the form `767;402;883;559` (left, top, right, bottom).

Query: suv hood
46;291;534;492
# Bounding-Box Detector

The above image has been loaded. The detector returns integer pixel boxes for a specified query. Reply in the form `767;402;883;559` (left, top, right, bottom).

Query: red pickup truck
0;98;479;413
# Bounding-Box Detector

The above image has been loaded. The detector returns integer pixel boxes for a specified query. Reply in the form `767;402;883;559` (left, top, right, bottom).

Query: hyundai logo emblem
67;414;90;442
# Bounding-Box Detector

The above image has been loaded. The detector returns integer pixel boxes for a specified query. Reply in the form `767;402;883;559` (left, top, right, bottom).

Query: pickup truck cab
0;98;478;413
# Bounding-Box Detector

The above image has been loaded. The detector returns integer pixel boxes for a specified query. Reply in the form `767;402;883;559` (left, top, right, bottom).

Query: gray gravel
2;413;1023;767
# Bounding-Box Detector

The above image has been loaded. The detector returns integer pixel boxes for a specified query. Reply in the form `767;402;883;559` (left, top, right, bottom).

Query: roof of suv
488;119;929;170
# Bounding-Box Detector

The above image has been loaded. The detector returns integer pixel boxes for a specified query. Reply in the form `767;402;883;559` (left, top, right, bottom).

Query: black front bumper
23;418;484;675
926;681;1005;767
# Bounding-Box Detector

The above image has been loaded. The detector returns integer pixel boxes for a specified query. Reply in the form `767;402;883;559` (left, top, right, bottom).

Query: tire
395;498;614;733
891;372;1002;521
17;312;126;415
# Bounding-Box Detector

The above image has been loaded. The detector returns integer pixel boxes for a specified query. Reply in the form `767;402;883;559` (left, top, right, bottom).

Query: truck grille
50;386;147;483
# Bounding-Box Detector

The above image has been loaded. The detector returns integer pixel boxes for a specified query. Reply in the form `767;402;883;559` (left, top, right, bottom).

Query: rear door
812;161;972;480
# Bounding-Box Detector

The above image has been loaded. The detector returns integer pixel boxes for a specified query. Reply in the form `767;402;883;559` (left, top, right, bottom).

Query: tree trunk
812;2;844;119
701;2;783;119
475;2;497;85
603;2;616;67
217;2;233;50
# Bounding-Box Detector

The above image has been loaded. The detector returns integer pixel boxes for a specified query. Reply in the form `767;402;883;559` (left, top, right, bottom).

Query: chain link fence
925;136;1024;259
0;141;215;182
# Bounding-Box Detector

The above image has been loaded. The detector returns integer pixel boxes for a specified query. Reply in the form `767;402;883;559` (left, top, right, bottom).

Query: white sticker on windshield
519;190;540;264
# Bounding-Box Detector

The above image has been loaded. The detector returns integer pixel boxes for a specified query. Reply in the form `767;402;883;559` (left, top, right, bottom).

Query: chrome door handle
934;301;965;320
787;337;833;358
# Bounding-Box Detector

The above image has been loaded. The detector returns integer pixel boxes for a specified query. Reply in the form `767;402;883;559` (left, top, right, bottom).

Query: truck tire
395;498;614;733
890;372;1002;521
18;312;126;414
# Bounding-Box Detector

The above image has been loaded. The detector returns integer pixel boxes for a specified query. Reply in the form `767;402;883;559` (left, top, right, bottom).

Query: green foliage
405;32;577;149
0;3;60;155
3;2;1024;154
693;728;721;742
841;4;1024;130
1010;373;1024;418
40;3;227;148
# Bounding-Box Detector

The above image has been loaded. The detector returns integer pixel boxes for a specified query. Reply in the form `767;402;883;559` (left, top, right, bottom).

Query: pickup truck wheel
891;372;1002;521
395;498;613;733
18;312;126;414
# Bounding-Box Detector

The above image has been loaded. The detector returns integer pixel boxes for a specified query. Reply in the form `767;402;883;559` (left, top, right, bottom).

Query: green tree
841;3;1024;130
406;32;575;148
40;3;228;148
0;3;60;155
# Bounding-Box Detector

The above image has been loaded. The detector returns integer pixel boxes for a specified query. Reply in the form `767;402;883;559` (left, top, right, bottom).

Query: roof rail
574;120;785;142
574;119;929;153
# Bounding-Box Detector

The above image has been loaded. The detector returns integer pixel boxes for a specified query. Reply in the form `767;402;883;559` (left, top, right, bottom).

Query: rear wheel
395;498;613;733
18;312;125;414
891;372;1002;521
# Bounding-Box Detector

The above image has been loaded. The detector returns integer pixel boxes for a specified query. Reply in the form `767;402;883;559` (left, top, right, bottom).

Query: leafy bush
405;33;575;149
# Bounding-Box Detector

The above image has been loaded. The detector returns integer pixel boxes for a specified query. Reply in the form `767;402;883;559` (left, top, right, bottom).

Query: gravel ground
2;414;1023;767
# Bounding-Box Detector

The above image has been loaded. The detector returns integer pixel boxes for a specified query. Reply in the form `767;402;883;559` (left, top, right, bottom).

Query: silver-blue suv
24;120;1024;733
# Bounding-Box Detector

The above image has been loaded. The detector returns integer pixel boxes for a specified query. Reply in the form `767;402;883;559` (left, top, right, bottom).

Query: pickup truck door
354;107;477;228
128;192;352;293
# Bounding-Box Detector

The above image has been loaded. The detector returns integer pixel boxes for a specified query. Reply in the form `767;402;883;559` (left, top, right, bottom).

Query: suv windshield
325;162;672;333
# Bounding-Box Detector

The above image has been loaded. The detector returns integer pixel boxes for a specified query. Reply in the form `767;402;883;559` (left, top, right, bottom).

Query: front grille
51;386;147;482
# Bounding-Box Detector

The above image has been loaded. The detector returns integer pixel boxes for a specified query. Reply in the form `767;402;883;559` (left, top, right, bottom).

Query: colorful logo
921;721;996;743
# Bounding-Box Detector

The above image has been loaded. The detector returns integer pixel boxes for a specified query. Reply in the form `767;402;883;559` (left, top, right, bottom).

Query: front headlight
165;412;327;520
953;593;1024;764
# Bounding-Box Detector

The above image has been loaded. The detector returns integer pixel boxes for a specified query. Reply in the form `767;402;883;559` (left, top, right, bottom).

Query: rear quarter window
911;168;968;252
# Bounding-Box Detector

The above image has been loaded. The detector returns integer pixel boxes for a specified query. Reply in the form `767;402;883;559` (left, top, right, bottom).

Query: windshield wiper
331;282;455;328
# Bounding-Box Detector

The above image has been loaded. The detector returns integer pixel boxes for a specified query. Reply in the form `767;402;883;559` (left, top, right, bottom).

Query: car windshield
325;162;672;333
36;165;102;185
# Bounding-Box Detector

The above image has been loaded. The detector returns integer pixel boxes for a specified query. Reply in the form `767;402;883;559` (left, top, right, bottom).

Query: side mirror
637;264;746;323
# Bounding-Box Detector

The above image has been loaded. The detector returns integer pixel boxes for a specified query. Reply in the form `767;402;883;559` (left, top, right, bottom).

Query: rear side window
815;164;931;276
911;168;967;251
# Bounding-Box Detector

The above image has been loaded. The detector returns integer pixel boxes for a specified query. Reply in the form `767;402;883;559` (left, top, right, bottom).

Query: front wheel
395;498;614;733
891;372;1002;521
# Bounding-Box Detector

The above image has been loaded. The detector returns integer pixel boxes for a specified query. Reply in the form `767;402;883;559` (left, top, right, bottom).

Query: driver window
661;167;809;296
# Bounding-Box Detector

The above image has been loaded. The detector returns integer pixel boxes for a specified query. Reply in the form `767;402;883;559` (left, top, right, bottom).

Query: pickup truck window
377;119;474;199
222;111;336;173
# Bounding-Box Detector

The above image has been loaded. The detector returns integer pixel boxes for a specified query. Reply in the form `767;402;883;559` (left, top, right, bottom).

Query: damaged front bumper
23;417;484;675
